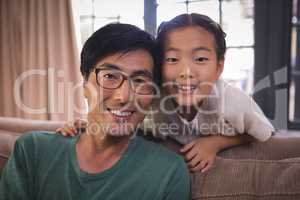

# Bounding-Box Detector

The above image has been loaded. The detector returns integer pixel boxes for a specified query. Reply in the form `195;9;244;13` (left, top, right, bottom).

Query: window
289;0;300;128
78;0;144;44
78;0;255;93
157;0;254;93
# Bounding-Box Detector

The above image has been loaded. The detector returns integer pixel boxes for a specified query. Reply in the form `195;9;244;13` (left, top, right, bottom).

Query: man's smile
107;107;135;123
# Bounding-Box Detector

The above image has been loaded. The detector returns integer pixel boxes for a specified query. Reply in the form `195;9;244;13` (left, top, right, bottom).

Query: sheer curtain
0;0;86;121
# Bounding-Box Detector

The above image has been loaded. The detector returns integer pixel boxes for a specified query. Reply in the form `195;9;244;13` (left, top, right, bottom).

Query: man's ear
83;79;90;100
83;80;93;109
216;58;225;78
83;77;98;108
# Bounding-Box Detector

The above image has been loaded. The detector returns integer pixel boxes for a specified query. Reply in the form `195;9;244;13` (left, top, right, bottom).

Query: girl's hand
56;119;87;137
180;136;220;173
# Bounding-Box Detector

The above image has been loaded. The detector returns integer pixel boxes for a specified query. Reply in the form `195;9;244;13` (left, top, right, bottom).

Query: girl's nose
179;63;194;80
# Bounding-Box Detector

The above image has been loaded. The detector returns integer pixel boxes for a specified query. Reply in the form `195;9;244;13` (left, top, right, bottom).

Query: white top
142;79;275;144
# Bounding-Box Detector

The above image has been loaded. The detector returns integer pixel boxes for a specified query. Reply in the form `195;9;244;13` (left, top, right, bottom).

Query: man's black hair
81;23;161;85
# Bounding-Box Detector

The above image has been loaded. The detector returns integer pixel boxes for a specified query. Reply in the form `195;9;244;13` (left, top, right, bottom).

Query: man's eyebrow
98;62;153;78
131;70;153;78
98;63;121;70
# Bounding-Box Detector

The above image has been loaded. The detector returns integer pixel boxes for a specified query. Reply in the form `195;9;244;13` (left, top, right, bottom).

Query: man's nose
112;80;132;104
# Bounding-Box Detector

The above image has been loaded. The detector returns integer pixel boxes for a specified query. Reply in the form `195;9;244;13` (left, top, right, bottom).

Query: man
0;24;190;200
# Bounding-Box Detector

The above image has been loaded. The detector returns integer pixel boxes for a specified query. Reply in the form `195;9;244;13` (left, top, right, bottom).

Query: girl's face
162;26;224;107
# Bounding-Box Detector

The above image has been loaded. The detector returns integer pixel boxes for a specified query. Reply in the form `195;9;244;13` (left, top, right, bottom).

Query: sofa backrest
0;117;64;176
0;130;22;176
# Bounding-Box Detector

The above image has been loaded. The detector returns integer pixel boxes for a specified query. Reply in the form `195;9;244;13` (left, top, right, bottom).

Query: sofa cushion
0;117;63;133
0;130;22;175
0;157;7;177
0;130;22;157
219;133;300;160
191;157;300;200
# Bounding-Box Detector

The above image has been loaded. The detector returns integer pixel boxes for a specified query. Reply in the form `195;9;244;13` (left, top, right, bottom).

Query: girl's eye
195;57;208;63
165;57;178;63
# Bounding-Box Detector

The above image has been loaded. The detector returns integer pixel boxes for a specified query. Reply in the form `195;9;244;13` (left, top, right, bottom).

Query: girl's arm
181;134;256;173
56;119;87;137
210;134;256;151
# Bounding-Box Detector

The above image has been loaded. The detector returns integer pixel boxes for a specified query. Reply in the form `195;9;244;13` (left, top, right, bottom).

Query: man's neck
76;126;131;174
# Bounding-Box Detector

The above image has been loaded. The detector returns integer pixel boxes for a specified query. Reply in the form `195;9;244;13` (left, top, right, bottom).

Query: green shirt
0;131;190;200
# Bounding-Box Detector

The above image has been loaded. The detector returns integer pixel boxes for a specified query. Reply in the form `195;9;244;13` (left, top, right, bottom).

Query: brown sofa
0;117;64;174
1;117;300;199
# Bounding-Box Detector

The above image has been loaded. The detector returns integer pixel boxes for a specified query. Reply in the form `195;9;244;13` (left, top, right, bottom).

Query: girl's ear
216;58;225;78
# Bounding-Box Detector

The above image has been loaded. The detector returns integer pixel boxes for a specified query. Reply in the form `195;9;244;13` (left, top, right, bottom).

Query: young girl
57;13;274;173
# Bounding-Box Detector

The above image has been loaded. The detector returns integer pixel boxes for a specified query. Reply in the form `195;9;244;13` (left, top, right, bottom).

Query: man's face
84;49;154;137
162;26;224;107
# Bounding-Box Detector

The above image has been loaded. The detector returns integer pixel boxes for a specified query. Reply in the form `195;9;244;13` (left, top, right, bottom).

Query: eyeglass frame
94;66;156;95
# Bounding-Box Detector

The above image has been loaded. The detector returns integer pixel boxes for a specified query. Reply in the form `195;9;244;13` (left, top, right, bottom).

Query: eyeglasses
94;68;156;95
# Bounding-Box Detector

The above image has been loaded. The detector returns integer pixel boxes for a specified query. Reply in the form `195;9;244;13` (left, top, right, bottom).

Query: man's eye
133;78;146;83
103;73;118;79
195;57;209;63
132;76;151;84
165;57;178;63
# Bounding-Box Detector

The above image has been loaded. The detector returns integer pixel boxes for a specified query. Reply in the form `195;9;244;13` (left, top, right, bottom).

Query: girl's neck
173;100;203;122
177;106;197;122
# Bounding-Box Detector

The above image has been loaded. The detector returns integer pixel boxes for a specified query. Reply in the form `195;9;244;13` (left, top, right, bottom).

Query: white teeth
110;110;132;117
179;85;196;91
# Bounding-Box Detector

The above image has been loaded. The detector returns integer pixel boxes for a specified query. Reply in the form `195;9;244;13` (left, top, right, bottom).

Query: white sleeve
222;82;275;141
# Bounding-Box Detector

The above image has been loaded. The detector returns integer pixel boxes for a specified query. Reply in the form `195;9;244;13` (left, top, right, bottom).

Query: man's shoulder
16;131;74;153
133;136;190;194
136;136;186;167
17;131;69;143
